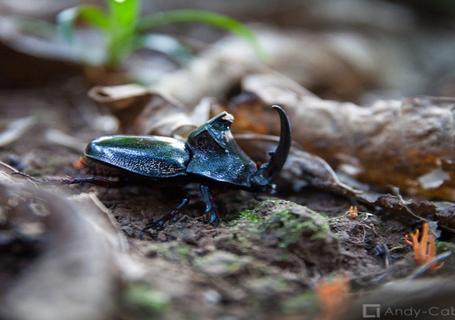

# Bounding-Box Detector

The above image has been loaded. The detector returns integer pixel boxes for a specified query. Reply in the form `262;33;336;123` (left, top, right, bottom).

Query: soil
0;79;451;320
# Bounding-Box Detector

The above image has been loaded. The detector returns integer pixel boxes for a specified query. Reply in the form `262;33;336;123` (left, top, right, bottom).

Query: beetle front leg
199;184;220;226
10;172;122;187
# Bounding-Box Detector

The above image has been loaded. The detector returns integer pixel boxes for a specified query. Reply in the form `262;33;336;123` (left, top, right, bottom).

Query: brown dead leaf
236;134;359;197
92;27;379;110
372;194;455;229
228;73;455;201
90;84;217;139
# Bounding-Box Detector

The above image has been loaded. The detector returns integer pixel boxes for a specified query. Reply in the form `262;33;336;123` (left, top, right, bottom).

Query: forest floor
2;79;447;320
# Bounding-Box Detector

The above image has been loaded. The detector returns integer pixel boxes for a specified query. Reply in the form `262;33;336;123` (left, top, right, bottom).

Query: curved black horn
264;105;291;178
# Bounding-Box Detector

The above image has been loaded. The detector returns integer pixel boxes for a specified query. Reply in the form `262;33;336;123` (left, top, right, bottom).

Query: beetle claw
147;219;167;231
143;196;190;231
199;184;221;226
204;210;221;226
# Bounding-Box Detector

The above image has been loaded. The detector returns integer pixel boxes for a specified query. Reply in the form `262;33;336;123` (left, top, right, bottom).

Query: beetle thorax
185;113;257;188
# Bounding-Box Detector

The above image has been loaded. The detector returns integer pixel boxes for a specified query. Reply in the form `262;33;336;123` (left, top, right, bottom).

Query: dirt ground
2;78;445;320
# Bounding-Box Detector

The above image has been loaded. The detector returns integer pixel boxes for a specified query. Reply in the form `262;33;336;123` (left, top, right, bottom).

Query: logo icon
363;304;381;318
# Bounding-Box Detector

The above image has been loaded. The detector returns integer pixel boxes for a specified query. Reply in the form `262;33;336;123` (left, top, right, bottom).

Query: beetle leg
145;196;190;230
199;184;220;226
42;175;121;187
9;172;121;187
64;176;121;186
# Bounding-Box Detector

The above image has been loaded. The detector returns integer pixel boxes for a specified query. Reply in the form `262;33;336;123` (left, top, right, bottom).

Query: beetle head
188;111;235;149
249;105;292;190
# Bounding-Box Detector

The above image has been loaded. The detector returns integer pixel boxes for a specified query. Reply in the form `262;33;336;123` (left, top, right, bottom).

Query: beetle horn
249;105;291;188
263;105;292;178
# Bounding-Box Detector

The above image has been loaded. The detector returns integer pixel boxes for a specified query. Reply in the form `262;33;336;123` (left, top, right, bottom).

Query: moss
176;245;191;259
260;208;330;248
123;284;169;314
239;209;262;223
225;260;243;273
234;233;254;251
145;242;192;263
195;251;250;276
228;209;262;227
275;279;290;291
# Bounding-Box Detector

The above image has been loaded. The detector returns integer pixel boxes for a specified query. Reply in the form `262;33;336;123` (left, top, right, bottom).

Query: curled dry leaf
372;194;455;229
235;133;359;197
228;73;455;201
0;172;123;320
90;83;215;139
89;84;199;138
88;84;153;133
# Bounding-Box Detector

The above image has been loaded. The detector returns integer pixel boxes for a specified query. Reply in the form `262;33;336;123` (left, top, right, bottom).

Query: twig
0;116;35;147
406;251;452;279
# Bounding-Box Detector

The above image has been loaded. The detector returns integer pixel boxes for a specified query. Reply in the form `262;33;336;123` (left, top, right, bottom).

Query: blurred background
2;0;455;102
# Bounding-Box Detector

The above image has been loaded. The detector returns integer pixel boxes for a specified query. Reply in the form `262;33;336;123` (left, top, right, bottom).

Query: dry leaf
235;133;359;197
228;73;455;200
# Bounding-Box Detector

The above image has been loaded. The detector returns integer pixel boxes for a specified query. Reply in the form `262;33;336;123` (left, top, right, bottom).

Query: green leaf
137;9;265;60
108;0;139;28
105;0;140;67
57;6;109;42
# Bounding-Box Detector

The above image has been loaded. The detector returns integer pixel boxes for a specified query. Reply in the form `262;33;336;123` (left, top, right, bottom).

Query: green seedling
58;0;263;67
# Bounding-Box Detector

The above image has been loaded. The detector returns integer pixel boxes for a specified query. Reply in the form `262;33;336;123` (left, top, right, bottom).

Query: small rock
196;251;251;276
203;289;222;305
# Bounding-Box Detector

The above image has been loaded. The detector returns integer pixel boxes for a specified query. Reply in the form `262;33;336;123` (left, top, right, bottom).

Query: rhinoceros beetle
75;105;291;228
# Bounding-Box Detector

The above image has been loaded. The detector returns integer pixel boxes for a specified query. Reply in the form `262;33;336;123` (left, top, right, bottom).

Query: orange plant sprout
315;275;350;320
347;206;358;219
72;157;85;170
404;222;442;271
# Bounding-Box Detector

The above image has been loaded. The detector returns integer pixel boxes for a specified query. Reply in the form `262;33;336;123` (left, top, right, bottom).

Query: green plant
58;0;262;68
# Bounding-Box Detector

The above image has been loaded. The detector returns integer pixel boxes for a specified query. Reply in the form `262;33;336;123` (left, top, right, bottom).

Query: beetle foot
204;210;220;226
144;208;182;231
146;217;169;231
143;197;189;231
199;184;220;227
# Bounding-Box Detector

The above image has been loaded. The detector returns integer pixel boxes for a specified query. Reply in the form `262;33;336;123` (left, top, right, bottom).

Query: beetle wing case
185;112;257;188
85;135;190;178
